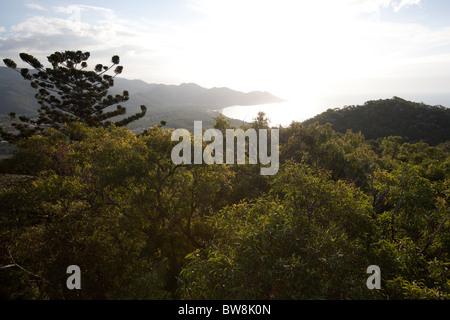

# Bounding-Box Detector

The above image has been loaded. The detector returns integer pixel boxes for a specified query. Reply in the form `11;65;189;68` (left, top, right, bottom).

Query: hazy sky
1;0;450;101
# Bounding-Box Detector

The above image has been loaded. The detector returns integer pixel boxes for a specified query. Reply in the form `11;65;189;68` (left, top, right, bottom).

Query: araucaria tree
1;50;147;142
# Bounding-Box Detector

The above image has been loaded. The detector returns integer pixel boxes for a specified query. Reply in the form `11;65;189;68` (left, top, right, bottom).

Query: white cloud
25;3;47;11
2;0;448;98
11;16;68;35
8;4;132;43
182;0;446;97
342;0;421;13
1;5;176;85
392;0;421;12
52;5;116;20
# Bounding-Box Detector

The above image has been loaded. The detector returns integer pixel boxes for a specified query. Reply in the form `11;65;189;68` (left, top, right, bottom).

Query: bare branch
2;246;66;299
421;217;450;254
0;264;17;270
4;246;51;284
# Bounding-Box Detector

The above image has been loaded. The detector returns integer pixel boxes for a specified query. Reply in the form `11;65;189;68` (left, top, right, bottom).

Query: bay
221;92;450;127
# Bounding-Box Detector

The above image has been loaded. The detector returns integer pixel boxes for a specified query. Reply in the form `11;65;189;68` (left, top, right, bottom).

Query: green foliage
304;97;450;146
0;123;237;299
180;162;378;299
0;117;448;300
281;122;378;187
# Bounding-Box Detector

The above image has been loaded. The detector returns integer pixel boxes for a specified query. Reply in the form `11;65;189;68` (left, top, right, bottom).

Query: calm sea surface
222;92;450;127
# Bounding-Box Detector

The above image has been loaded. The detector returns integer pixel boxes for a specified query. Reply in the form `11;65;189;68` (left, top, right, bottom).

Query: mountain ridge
0;66;284;116
302;96;450;146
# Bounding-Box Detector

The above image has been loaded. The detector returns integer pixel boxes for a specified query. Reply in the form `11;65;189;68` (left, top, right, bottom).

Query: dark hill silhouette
303;96;450;145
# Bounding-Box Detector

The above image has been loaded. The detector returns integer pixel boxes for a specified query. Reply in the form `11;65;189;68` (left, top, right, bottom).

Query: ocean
222;92;450;127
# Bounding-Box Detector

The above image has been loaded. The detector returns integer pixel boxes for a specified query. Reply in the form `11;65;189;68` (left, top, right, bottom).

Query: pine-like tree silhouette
1;50;147;142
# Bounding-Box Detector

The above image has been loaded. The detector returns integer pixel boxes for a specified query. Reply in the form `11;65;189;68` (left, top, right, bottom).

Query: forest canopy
0;118;448;300
303;97;450;146
0;51;448;300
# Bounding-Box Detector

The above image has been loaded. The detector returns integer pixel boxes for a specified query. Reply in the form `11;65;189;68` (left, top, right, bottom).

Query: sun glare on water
186;0;406;124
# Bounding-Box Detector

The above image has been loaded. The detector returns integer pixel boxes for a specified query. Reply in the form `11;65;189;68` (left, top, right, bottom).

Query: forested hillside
0;51;448;301
0;118;448;299
303;97;450;146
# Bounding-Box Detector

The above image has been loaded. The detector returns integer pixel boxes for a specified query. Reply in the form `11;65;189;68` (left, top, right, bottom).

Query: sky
1;0;450;104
